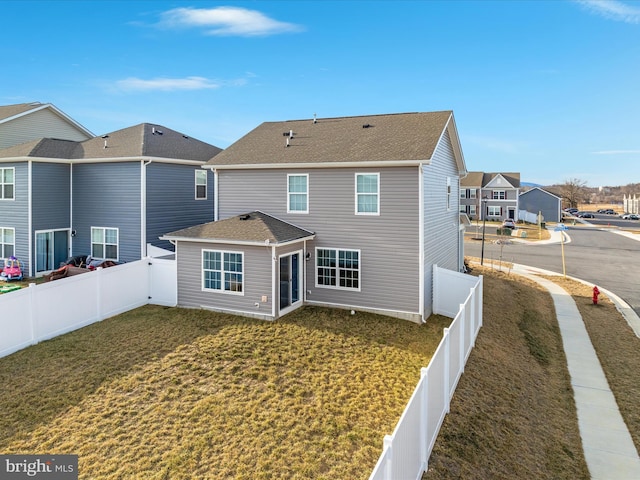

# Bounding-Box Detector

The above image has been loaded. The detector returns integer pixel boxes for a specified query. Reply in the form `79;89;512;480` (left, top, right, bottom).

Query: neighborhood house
163;111;468;323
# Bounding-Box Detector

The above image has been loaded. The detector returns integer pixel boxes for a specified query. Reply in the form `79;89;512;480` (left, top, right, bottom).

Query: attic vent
282;130;295;138
239;214;251;220
152;127;163;135
182;135;189;139
362;124;372;128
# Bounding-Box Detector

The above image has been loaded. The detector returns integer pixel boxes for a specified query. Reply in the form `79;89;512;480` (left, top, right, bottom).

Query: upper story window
460;189;466;199
469;189;477;199
0;167;15;200
287;174;308;213
492;190;506;200
355;173;379;215
202;250;244;294
0;227;15;258
195;170;207;200
91;227;118;260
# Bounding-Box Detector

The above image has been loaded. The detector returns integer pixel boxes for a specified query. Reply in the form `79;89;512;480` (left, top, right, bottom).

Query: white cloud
575;0;640;24
591;149;640;154
159;6;304;37
115;76;220;92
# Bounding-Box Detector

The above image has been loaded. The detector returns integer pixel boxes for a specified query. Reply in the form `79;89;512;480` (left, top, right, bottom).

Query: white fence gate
0;257;177;359
369;267;483;480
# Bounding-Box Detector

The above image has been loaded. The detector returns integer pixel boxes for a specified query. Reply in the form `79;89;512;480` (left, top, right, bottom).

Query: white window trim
287;173;309;214
315;247;361;292
0;167;15;201
91;226;119;261
0;227;15;259
202;249;245;296
492;190;506;200
195;170;207;200
355;172;380;216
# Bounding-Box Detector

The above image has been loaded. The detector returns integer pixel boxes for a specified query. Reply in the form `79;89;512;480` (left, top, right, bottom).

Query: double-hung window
91;227;118;260
0;167;14;200
287;174;308;213
0;227;15;258
195;170;207;200
316;248;360;290
203;250;244;294
488;206;501;216
492;190;506;200
356;173;379;215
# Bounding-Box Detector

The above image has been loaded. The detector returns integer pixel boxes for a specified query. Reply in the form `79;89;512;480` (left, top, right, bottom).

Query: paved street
464;224;640;316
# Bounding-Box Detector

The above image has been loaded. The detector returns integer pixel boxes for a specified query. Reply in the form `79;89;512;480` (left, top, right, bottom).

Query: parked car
502;219;516;229
565;208;579;215
620;213;638;220
577;212;594;218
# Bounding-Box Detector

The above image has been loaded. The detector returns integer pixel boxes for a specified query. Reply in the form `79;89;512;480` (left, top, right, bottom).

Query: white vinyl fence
0;257;176;359
369;267;483;480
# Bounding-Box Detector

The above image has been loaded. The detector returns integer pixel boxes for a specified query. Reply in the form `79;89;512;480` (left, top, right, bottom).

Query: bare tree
561;178;588;208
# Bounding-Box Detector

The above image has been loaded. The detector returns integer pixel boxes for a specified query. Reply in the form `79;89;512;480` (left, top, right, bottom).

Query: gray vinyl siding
176;241;275;320
0;109;91;149
32;163;70;231
72;162;142;262
217;166;421;319
0;162;28;271
146;163;214;252
423;130;462;318
519;189;561;223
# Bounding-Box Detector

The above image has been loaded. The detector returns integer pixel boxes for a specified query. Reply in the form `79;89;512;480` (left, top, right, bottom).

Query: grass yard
0;305;451;479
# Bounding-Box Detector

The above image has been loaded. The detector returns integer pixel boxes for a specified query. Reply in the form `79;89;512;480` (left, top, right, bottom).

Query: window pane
3;169;13;183
357;194;378;213
105;229;117;244
224;252;242;273
3;185;13;199
3;229;14;244
225;273;243;292
204;270;221;290
288;175;307;193
92;229;103;243
92;244;104;258
196;185;206;199
203;251;221;270
105;245;118;259
289;193;307;211
4;245;14;258
357;174;378;193
195;171;207;185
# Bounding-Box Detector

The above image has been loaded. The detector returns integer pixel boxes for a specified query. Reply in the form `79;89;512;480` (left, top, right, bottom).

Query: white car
502;219;516;229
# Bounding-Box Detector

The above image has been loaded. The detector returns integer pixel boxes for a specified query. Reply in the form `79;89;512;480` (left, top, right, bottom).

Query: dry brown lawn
424;266;589;479
0;305;450;479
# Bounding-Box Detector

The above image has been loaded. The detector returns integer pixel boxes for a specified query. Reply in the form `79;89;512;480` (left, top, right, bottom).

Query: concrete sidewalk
508;265;640;479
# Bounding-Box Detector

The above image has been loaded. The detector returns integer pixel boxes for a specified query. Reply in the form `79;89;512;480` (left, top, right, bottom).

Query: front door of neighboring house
508;208;515;220
279;251;302;315
35;230;69;274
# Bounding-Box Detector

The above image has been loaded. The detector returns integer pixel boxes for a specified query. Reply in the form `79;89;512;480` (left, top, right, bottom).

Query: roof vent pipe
286;137;290;147
313;113;317;124
289;129;294;138
104;140;108;149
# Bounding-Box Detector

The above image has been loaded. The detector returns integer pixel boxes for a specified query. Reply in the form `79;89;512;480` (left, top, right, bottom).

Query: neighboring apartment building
163;111;468;323
0;103;221;277
460;171;520;222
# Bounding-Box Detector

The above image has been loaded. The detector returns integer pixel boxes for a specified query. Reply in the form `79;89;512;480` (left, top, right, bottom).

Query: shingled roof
0;102;41;122
162;211;315;245
0;123;222;162
205;111;464;170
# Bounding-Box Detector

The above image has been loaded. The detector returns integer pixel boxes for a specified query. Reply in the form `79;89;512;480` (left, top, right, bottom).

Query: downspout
28;160;33;277
141;160;152;258
69;163;73;256
418;163;425;322
213;168;219;221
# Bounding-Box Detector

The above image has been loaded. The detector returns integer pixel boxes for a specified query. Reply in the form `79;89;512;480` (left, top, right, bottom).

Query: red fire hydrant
592;285;600;305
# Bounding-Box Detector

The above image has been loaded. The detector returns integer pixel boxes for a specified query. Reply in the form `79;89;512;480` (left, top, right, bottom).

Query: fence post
383;434;393;480
28;283;37;346
432;265;439;314
478;275;484;329
459;303;466;372
96;267;103;321
443;327;451;413
420;366;429;474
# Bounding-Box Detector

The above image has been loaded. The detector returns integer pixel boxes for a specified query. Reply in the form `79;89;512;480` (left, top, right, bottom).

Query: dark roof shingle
206;111;454;167
163;211;315;245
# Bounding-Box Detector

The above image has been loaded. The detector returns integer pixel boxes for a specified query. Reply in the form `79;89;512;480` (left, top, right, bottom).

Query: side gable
0;102;94;149
485;173;520;189
520;186;561;200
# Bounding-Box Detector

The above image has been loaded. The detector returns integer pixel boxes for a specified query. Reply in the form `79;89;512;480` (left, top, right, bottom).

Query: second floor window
287;174;308;213
492;190;506;200
0;227;15;258
195;170;207;200
356;173;379;215
0;167;15;200
91;227;118;260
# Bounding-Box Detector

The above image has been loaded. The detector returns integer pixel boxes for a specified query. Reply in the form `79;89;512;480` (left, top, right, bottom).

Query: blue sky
2;0;639;187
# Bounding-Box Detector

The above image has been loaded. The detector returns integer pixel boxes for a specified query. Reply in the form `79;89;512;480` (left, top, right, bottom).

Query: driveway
464;225;640;317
